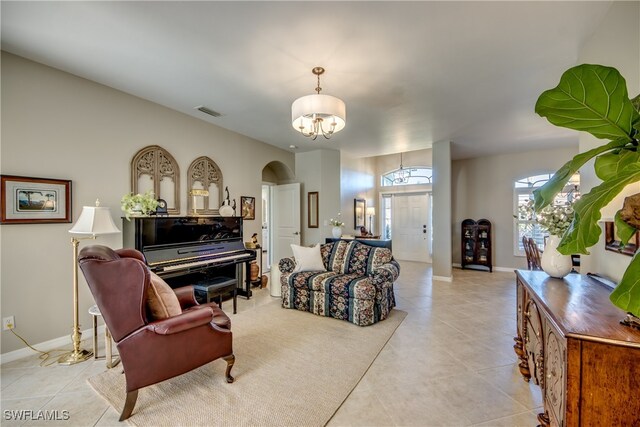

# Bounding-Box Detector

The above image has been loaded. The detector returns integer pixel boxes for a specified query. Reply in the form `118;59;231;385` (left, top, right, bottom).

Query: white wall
375;150;433;179
1;52;294;354
340;153;377;233
452;146;577;270
577;1;640;281
340;149;433;237
432;141;452;279
296;149;341;245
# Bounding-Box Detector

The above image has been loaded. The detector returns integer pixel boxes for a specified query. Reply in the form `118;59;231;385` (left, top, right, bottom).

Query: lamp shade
69;206;120;236
366;207;376;216
292;94;346;134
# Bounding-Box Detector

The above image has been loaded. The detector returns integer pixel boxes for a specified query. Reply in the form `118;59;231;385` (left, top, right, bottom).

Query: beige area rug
88;302;406;426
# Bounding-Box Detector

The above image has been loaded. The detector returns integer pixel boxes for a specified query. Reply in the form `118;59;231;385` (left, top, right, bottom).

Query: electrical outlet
3;316;15;330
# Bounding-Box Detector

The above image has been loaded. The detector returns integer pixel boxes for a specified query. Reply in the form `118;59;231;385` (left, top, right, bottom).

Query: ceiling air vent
194;106;222;117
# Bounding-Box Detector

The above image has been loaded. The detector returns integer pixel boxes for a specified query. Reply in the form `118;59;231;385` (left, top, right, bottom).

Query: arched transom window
381;166;433;186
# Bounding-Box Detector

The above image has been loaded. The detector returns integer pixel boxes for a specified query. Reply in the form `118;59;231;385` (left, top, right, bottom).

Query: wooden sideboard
514;270;640;426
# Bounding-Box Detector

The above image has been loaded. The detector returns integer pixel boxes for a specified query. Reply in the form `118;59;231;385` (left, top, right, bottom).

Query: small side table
88;305;120;369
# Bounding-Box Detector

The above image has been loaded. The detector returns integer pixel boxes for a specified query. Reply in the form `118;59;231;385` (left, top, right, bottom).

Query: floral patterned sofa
279;240;400;326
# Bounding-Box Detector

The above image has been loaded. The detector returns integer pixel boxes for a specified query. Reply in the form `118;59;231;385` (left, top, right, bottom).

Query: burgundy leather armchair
78;245;235;421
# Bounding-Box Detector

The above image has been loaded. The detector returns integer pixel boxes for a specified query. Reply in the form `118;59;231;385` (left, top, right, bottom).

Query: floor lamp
366;207;375;236
58;200;120;365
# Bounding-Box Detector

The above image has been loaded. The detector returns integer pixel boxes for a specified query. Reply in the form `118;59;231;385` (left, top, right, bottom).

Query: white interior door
270;183;300;297
392;193;431;262
261;185;270;271
272;182;301;263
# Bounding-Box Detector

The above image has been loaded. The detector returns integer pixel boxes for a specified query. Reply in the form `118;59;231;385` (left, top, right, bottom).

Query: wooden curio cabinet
461;218;492;272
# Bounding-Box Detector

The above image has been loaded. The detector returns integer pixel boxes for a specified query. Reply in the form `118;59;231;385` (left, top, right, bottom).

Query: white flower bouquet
329;213;344;227
519;199;574;236
121;190;159;220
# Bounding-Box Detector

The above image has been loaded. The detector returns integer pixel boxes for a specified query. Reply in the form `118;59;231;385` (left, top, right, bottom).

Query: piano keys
160;252;253;273
122;216;257;298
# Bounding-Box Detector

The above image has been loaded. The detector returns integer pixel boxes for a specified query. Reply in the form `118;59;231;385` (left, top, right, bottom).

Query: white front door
392;193;431;262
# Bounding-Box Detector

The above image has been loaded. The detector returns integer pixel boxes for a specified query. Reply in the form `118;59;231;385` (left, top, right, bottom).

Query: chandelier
292;67;346;140
393;153;412;184
566;172;581;203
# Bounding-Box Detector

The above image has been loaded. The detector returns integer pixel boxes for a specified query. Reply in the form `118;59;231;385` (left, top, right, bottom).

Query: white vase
219;204;234;217
127;204;145;217
332;226;342;238
541;235;573;278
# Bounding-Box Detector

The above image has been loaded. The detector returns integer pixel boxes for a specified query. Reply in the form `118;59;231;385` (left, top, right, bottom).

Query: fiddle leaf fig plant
614;210;637;245
533;64;640;318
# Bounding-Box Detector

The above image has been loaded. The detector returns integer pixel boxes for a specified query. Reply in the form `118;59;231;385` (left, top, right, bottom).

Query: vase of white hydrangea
537;203;574;278
330;214;344;238
541;235;573;278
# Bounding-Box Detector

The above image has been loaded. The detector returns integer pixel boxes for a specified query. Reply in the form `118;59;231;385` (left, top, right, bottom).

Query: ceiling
1;1;614;159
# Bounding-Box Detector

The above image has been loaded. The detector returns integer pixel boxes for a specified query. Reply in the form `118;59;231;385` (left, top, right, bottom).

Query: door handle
293;232;300;235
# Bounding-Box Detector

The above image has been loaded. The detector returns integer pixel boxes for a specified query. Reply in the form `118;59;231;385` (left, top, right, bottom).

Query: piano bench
193;277;237;314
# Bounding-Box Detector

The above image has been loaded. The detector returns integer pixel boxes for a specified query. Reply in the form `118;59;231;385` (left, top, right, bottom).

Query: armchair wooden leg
119;390;138;421
223;354;235;383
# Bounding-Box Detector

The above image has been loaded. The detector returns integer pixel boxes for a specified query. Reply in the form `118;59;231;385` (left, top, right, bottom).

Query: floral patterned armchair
279;240;399;326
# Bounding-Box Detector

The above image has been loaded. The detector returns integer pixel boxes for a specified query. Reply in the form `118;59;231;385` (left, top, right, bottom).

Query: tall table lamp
366;207;375;236
58;199;120;365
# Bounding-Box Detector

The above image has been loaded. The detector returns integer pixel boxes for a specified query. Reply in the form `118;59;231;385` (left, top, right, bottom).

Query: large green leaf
594;149;640;181
532;139;628;211
609;252;640;317
614;211;637;246
557;162;640;254
535;64;638;141
632;94;640;114
633;94;640;135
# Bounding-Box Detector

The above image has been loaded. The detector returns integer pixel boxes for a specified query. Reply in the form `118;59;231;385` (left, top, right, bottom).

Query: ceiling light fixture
393;153;412;184
292;67;346;140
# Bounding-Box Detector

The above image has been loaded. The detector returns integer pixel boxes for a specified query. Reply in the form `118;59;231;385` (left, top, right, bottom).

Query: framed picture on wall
308;192;319;228
604;220;639;256
1;175;72;224
241;196;255;220
354;198;366;229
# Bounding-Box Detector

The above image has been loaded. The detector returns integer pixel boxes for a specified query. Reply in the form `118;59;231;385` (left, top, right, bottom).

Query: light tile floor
1;262;541;426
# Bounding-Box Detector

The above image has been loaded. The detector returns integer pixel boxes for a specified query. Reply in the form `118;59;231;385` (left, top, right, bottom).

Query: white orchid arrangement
329;213;344;227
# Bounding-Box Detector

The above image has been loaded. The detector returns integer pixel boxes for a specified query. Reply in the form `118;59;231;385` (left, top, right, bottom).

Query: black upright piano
122;216;257;298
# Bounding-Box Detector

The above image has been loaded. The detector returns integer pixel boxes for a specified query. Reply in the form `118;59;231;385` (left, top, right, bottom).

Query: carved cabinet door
516;283;525;341
542;318;567;427
514;281;530;379
523;298;544;386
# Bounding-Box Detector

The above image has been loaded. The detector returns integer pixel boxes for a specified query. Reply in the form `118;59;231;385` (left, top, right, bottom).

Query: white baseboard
1;324;105;365
452;263;513;273
493;266;515;273
432;275;453;282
